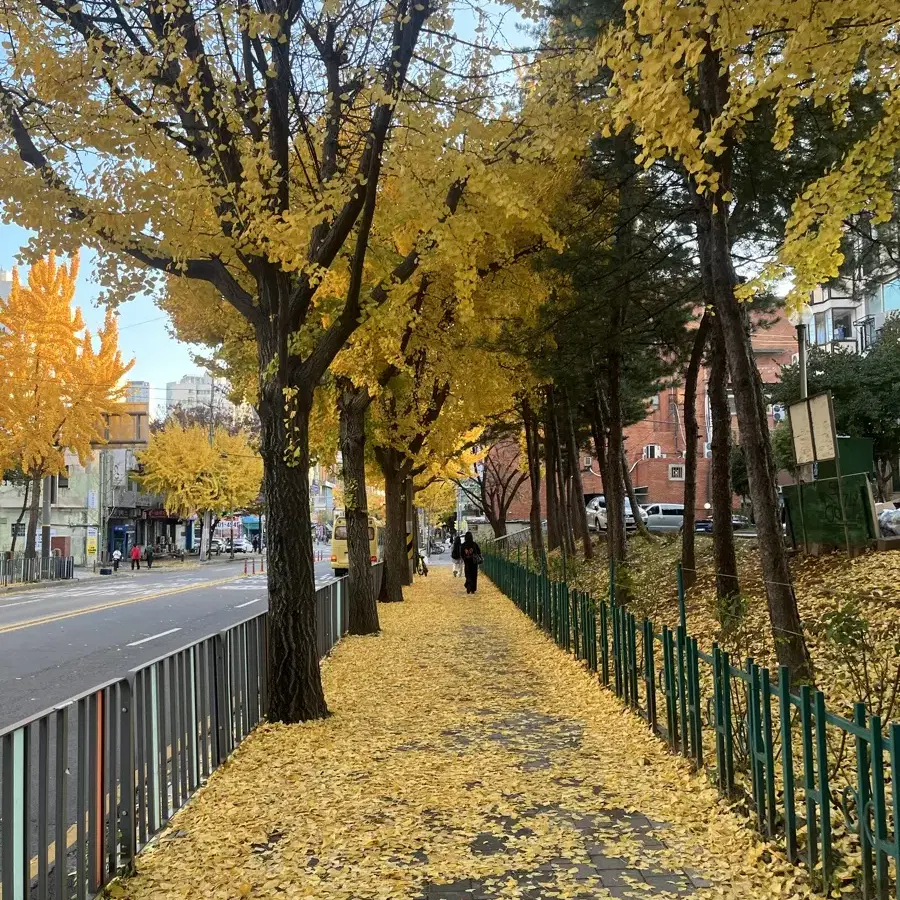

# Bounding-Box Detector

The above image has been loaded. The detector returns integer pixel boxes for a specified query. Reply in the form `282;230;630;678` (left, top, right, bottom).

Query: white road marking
126;627;182;647
0;598;42;609
235;598;262;608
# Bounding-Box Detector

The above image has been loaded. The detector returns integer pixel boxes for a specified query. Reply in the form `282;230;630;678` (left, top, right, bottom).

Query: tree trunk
589;387;609;491
338;381;379;635
257;345;326;722
876;456;893;503
544;404;561;552
604;376;627;565
708;317;741;618
375;446;407;602
521;397;545;559
681;313;711;588
9;477;30;555
622;452;651;540
24;472;41;558
695;43;812;683
548;387;575;555
405;476;415;581
563;390;593;559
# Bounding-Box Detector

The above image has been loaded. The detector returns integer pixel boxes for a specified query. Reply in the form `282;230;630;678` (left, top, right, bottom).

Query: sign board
788;392;837;465
86;526;98;555
310;481;320;498
87;490;98;510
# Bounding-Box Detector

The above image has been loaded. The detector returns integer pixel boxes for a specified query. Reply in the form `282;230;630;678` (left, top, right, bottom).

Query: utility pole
41;474;52;561
797;321;808;401
199;376;216;562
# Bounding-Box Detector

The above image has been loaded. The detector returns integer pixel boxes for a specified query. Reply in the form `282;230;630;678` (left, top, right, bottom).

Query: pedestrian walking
461;532;481;595
130;543;141;570
451;533;462;578
252;535;260;553
145;545;154;569
112;548;122;572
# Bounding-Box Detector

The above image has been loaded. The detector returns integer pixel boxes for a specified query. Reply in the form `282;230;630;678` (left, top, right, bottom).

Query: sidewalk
121;571;814;900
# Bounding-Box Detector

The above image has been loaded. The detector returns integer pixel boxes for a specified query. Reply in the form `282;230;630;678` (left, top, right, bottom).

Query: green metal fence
484;542;899;898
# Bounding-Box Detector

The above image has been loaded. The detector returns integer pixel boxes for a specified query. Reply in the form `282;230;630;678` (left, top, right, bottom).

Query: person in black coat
461;531;481;594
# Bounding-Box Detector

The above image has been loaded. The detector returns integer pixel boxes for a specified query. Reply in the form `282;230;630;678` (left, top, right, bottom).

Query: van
330;513;384;576
642;503;685;533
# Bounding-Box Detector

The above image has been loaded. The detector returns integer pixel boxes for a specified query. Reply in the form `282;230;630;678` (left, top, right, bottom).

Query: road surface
0;551;335;729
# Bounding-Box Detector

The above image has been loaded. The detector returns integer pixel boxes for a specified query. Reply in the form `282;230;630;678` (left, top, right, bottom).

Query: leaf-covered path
123;570;813;900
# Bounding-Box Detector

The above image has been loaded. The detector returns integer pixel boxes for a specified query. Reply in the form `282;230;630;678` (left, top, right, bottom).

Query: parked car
641;503;685;533
224;537;254;553
209;538;223;555
586;495;648;532
694;515;752;534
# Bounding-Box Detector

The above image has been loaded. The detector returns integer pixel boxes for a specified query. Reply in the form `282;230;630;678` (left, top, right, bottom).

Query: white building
0;268;13;301
165;374;235;418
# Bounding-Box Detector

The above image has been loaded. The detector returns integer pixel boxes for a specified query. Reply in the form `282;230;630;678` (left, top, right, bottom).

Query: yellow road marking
0;576;243;635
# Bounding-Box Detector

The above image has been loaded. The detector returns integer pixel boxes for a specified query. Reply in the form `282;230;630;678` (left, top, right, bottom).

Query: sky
0;223;205;418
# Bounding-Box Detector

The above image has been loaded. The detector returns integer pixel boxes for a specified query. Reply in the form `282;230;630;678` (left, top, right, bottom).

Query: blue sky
0;223;205;418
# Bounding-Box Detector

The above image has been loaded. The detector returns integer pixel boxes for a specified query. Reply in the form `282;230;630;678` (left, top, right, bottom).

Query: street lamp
788;305;811;400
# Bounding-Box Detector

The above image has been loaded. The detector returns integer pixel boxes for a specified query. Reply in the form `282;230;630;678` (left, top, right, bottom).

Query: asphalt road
0;551;336;730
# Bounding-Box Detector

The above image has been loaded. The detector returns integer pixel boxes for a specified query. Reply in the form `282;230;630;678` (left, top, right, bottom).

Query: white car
586;496;648;532
642;503;685;533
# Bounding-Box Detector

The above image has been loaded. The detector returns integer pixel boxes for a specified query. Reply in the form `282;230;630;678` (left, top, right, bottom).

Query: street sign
310;481;320;497
86;526;98;555
788;392;837;465
88;490;98;509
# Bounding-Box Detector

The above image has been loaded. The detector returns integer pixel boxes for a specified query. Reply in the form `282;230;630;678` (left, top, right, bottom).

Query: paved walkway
122;571;812;900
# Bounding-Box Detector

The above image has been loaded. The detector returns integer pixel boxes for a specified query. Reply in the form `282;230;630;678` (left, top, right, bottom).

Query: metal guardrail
0;557;74;587
0;563;382;900
484;547;899;899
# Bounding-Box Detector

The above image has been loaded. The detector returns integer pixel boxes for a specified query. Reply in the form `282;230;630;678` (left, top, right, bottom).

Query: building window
643;444;661;460
57;467;69;489
814;311;830;345
832;309;853;341
12;522;26;537
668;463;685;481
648;395;660;409
726;390;737;416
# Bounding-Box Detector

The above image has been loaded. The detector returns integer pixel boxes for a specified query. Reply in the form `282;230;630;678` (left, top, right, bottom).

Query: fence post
119;679;136;873
778;667;798;862
214;634;231;764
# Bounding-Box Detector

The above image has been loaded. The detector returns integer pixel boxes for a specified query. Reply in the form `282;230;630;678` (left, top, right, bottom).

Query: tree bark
589;387;609;491
405;476;416;580
604;376;627;565
708;317;741;617
697;41;813;683
548;386;575;555
24;472;41;558
338;380;379;634
9;477;30;555
543;403;561;552
257;343;326;722
622;452;651;540
521;397;545;559
563;390;593;559
375;446;407;602
681;313;711;588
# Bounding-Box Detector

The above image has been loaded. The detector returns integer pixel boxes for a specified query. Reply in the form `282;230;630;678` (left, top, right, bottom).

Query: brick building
505;311;797;523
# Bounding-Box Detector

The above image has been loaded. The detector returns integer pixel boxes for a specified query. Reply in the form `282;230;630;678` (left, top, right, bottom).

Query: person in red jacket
130;543;142;571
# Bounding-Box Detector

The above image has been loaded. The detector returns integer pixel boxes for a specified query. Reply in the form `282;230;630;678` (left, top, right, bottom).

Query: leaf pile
121;569;816;900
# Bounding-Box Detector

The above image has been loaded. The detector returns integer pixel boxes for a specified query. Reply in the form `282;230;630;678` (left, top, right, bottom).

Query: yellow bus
330;513;384;577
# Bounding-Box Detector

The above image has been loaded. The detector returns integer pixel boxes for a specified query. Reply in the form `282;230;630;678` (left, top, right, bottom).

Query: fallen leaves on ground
121;569;816;900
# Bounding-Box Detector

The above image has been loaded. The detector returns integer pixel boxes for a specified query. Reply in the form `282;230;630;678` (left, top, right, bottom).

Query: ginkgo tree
0;252;132;556
0;0;555;720
137;423;263;555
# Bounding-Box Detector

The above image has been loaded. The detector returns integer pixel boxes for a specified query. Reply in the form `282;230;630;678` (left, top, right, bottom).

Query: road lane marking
0;597;42;609
235;598;262;608
127;627;182;647
0;576;243;635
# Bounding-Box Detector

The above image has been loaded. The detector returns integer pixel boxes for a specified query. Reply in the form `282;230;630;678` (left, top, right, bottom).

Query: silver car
641;503;685;532
586;496;648;531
